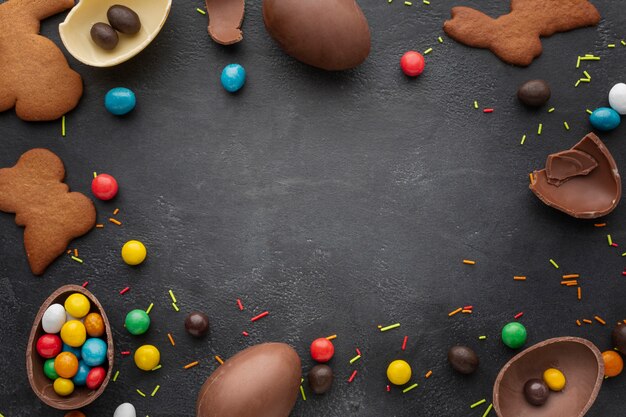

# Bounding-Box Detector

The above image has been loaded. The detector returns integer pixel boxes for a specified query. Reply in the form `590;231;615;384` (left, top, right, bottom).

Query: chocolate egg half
196;343;301;417
262;0;371;70
493;337;604;417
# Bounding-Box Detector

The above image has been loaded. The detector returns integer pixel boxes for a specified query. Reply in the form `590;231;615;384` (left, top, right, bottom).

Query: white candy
41;304;66;333
113;403;136;417
608;83;626;115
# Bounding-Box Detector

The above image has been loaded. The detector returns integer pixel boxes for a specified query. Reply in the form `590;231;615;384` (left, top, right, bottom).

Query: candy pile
37;293;108;396
589;83;626;131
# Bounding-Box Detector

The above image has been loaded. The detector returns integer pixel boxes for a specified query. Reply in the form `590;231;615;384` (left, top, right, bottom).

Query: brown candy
107;5;141;35
612;324;626;354
64;412;86;417
184;311;210;338
90;23;119;50
262;0;370;71
517;80;551;107
308;364;333;394
523;378;550;406
205;0;244;45
448;345;479;375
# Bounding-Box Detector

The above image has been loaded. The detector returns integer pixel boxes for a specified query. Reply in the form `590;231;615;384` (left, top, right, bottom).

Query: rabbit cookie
0;149;96;275
0;0;83;121
443;0;601;66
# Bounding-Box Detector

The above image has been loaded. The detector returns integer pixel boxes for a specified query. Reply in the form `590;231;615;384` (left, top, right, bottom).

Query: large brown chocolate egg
262;0;371;71
196;343;301;417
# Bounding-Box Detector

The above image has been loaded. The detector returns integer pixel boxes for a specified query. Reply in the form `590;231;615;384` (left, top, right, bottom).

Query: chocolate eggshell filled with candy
196;342;301;417
262;0;371;71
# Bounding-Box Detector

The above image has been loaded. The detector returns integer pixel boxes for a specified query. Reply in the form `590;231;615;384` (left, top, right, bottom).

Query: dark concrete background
1;0;625;416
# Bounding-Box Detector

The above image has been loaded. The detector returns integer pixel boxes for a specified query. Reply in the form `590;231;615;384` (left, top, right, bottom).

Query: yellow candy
64;293;90;318
543;368;566;391
60;320;87;347
134;345;160;371
122;240;147;266
387;359;412;385
53;377;74;396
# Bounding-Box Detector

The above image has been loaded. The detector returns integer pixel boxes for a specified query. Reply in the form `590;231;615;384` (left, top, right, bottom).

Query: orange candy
84;312;105;337
602;350;624;377
54;352;79;379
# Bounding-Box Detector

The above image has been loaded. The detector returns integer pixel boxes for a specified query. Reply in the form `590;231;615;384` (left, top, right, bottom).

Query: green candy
43;358;58;380
125;309;151;335
502;322;527;349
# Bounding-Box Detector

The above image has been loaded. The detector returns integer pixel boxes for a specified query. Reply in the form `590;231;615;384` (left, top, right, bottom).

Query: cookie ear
16;148;66;182
14;0;76;21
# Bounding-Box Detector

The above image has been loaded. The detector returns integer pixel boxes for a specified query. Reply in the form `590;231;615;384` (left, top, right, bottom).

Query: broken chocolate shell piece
530;133;621;219
206;0;244;45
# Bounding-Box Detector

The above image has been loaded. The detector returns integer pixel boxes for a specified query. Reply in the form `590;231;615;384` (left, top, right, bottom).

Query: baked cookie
443;0;601;66
0;149;96;275
0;0;83;121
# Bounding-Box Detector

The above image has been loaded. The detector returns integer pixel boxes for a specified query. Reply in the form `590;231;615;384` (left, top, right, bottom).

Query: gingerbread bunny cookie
0;0;83;121
443;0;601;66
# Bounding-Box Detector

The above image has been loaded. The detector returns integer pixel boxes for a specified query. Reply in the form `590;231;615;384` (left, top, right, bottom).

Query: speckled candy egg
609;83;626;115
196;343;301;417
41;303;66;333
114;403;136;417
590;107;621;131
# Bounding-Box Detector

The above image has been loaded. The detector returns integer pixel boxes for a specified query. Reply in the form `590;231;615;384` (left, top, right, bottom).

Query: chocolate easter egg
196;343;301;417
262;0;371;71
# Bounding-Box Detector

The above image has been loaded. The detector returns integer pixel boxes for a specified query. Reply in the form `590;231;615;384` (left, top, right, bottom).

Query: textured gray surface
1;0;626;416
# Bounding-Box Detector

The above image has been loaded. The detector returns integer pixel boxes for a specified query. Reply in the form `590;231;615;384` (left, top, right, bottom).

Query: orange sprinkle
529;173;534;183
583;319;592;324
167;333;175;346
513;276;526;281
448;307;462;317
425;370;433;378
561;280;578;285
183;361;199;369
96;224;104;228
594;223;607;227
326;334;337;340
462;309;472;314
74;249;78;257
66;249;71;254
576;320;582;326
113;208;120;215
463;259;476;265
577;287;582;300
623;320;626;325
594;316;606;325
562;274;579;279
215;355;224;365
109;218;122;226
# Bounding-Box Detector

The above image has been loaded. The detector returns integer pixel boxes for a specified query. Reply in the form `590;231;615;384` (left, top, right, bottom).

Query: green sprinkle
608;235;613;246
622;40;626;46
137;389;146;397
622;252;626;257
580;56;600;61
172;302;179;312
474;100;479;109
62;115;66;137
146;302;154;314
564;121;570;130
585;54;594;57
402;383;419;393
520;134;527;145
579;78;590;83
548;107;555;113
471;399;487;409
438;36;443;43
71;256;83;264
113;370;120;381
404;1;412;5
482;403;494;417
576;56;581;68
423;0;430;4
586;109;593;115
424;48;433;54
608;44;616;48
169;289;177;303
537;123;543;135
349;354;361;364
549;259;559;269
196;7;206;14
300;385;307;400
583;71;591;79
151;364;162;371
151;385;160;397
575;79;581;87
380;323;401;332
479;335;487;340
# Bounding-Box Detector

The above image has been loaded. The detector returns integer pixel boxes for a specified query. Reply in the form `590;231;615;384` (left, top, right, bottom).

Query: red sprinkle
386;384;391;392
242;331;249;336
483;108;494;113
82;281;89;288
250;311;269;322
514;312;524;319
612;243;619;247
463;305;473;310
401;335;408;351
121;351;131;356
237;299;244;311
348;370;358;383
622;272;626;276
356;348;362;356
119;287;130;295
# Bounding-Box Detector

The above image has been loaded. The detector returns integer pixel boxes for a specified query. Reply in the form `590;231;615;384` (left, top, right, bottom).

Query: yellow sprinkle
579;78;590;83
520;134;526;145
403;383;418;393
471;399;486;409
548;107;555;113
172;302;179;312
62;115;66;137
479;335;487;340
151;364;162;371
137;389;146;397
146;303;154;314
169;289;177;303
583;70;591;79
448;307;462;317
580;56;600;61
380;323;401;332
622;40;626;46
595;316;606;325
326;334;337;340
423;0;430;4
576;56;581;68
482;403;494;417
563;121;570;130
196;7;206;14
184;361;199;369
71;256;83;264
537;123;543;135
300;385;307;401
404;1;412;5
113;370;120;381
215;355;224;365
95;224;104;228
586;109;593;115
474;100;478;109
151;385;160;396
608;44;616;48
388;0;392;3
463;259;476;265
93;171;98;178
437;36;443;43
585;54;594;57
349;355;361;364
425;370;433;378
575;80;581;87
549;259;559;269
109;218;122;226
608;235;613;245
424;48;433;54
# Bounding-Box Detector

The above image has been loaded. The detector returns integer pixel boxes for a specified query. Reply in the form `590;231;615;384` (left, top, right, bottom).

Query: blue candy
590;107;621;131
105;87;136;115
62;343;81;360
81;338;107;367
72;361;91;386
221;64;246;93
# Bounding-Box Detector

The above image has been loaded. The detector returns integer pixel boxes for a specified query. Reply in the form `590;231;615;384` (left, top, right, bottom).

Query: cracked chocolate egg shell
493;337;604;417
262;0;371;70
530;133;621;219
196;343;301;417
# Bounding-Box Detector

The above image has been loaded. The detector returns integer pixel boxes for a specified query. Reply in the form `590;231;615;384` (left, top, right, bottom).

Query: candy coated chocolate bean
523;378;550;406
125;309;150;335
543;368;566;391
114;403;136;417
108;5;141;34
612;324;626;354
609;83;626;115
400;51;425;77
81;338;107;367
84;312;105;337
42;303;66;334
590;107;621;131
185;311;210;337
53;377;74;396
61;320;87;347
121;240;147;265
63;343;82;360
36;334;63;358
221;64;246;93
502;322;527;349
387;360;411;385
90;23;119;50
447;345;479;374
308;364;333;394
92;173;119;200
54;351;79;378
602;350;623;377
310;338;334;363
72;361;91;386
43;358;59;380
517;80;551;107
134;345;160;371
105;88;136;116
64;293;90;318
86;366;106;390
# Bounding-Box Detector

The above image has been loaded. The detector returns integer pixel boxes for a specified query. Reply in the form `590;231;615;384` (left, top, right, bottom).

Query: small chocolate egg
612;324;626;353
590;107;621;131
114;403;136;417
64;412;86;417
42;303;66;334
90;23;119;50
196;343;301;417
517;80;551;107
523;378;550;406
448;345;479;374
184;311;210;337
308;364;333;394
107;5;141;35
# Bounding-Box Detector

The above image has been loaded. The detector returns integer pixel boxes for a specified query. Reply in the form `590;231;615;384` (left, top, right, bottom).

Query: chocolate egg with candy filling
262;0;370;70
612;323;626;354
308;364;333;394
196;342;301;417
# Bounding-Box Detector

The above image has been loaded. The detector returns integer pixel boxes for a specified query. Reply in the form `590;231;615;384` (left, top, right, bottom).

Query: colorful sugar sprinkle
380;323;401;332
403;383;418;393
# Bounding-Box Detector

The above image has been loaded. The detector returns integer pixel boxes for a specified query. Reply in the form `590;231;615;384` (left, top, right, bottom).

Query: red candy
91;173;118;200
310;338;335;363
86;366;106;390
400;51;425;77
36;334;63;358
